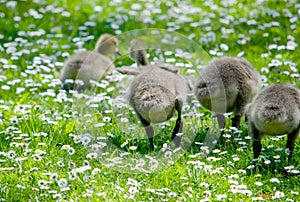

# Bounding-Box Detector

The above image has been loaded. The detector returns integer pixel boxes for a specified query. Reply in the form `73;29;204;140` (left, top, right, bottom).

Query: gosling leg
216;114;226;130
244;114;248;124
286;125;300;161
139;116;155;151
145;125;154;151
231;114;241;128
172;98;183;148
251;124;262;165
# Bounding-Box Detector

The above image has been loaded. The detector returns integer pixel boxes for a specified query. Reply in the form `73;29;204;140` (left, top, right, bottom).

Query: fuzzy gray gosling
117;39;189;150
60;33;120;90
245;84;300;162
194;56;260;130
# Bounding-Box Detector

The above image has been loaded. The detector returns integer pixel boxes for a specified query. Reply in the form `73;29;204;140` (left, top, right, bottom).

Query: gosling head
95;33;121;56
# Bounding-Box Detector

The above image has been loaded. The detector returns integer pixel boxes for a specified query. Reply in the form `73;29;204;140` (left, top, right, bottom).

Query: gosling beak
116;51;122;56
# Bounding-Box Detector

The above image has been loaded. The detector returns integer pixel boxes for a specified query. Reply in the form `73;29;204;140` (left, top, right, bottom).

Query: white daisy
57;178;68;189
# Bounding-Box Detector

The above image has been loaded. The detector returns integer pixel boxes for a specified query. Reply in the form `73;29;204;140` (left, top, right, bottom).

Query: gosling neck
96;45;107;55
136;50;148;66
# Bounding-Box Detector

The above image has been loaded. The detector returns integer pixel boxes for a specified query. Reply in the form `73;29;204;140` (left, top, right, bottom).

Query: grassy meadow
0;0;300;201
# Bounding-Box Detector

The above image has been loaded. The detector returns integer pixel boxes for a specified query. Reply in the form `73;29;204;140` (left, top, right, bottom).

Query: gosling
194;56;260;130
60;33;120;90
117;39;189;150
245;84;300;161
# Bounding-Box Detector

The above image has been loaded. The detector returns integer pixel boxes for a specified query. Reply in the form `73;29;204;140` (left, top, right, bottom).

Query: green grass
0;0;299;201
